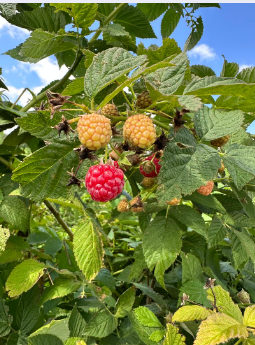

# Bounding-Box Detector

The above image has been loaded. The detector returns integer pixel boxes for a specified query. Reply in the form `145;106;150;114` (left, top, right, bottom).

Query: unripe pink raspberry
196;181;214;196
85;163;124;202
139;154;161;177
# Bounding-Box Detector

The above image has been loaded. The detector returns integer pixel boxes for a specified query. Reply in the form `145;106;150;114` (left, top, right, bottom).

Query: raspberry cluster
211;135;230;147
102;103;119;117
77;114;112;150
136;91;153;109
85;163;124;202
140;154;161;177
196;181;214;196
123;114;156;149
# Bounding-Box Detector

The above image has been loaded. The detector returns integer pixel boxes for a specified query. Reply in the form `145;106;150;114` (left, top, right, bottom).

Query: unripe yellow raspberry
166;198;181;206
123;114;156;149
117;199;129;212
196;181;214;196
102;103;119;117
141;177;155;188
77;114;112;150
136;91;153;109
211;135;230;147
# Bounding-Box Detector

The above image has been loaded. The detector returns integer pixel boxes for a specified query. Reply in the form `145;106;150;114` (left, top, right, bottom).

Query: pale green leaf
191;65;216;77
184;16;203;51
29;334;64;345
6;259;45;298
0;226;10;254
137;3;168;21
134;307;162;328
102;24;130;37
149;330;166;342
220;57;239;77
0;196;29;232
62;78;84;96
12;139;79;201
178;95;203;112
84;309;117;338
29;319;69;343
128;311;160;345
181;253;203;284
73;220;103;281
7;6;70;32
41;278;81;304
114;4;156;39
208;216;227;248
0;3;16;17
143;216;182;288
172;305;213;322
65;338;86;345
157;127;220;202
19;29;76;63
194;313;248;345
115;287;136;318
243;338;255;345
207;286;243;323
84;47;147;100
69;305;86;337
237;67;255;83
163;324;186;345
243;305;255;328
230;229;255;268
161;8;181;38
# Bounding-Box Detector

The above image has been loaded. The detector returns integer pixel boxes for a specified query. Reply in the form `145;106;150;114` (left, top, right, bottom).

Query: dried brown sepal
218;162;225;174
75;146;97;161
53;115;75;137
121;141;144;154
153;131;170;151
204;278;216;290
67;168;81;187
130;195;144;212
211;135;230;148
47;91;71;118
173;108;189;132
34;101;47;111
181;293;190;306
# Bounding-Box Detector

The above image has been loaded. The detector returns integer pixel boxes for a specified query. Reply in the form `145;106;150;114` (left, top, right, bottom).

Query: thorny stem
210;287;218;312
44;200;74;241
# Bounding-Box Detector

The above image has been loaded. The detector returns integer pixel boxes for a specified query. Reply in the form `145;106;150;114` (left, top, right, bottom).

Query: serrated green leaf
115;287;136;318
19;29;76;63
102;24;130;38
69;305;86;337
194;313;248;345
163;324;186;345
137;3;168;21
224;144;255;189
84;309;117;338
178;95;203;112
220;57;239;77
207;286;243;323
145;53;188;96
194;107;244;141
143;216;182;288
41;278;81;304
0;3;16;18
84;47;146;100
172;305;213;323
114;4;156;39
44;237;62;258
29;319;69;343
6;259;45;298
0;226;10;254
0;296;12;337
134;307;162;328
157;127;220;202
161;8;181;38
243;305;255;330
63;78;85;96
184;16;203;52
7;6;70;32
73;220;103;281
191;65;216;77
133;283;167;310
180;280;209;307
237;67;255;83
95;268;115;291
208;216;227;248
182;253;203;284
128;311;159;345
12;139;79;201
65;338;86;345
189;192;226;213
231;229;255;269
29;334;64;345
149;329;166;342
0;196;29;232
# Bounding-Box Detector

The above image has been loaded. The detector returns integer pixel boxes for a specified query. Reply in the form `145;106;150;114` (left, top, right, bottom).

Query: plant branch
0;156;14;171
44;200;74;241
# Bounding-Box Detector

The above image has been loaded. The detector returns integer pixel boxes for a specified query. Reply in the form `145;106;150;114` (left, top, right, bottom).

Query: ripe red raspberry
211;135;230;147
102;103;119;117
166;198;181;206
196;181;214;196
77;113;112;150
139;154;161;177
85;163;125;202
123;114;156;149
136;91;153;109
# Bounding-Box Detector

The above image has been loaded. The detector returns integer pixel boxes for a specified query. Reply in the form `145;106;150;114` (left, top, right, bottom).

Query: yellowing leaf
207;286;243;323
149;329;166;342
194;313;248;345
244;305;255;330
6;259;45;298
172;305;213;323
163;324;186;345
135;306;163;328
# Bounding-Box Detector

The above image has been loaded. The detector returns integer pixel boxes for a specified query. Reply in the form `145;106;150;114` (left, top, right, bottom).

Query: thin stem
122;89;133;110
152;118;169;131
44;200;74;241
21;51;83;112
46;198;83;211
11;88;28;108
0;156;14;170
140;108;172;119
234;339;243;345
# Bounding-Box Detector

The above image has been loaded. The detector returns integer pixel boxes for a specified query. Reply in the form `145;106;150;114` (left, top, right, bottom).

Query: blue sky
0;3;255;131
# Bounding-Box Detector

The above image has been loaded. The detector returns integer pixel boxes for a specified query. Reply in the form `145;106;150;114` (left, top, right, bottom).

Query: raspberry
140;154;161;177
166;198;181;206
237;289;250;304
113;160;125;172
130;196;144;213
102;103;119;117
141;177;155;188
77;114;112;150
196;181;214;196
85;163;125;202
117;199;129;212
123;114;156;149
218;162;225;174
136;91;153;109
211;135;230;147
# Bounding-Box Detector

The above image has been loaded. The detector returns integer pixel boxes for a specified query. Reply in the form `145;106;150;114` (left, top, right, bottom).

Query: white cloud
0;16;29;39
239;64;253;71
188;44;216;61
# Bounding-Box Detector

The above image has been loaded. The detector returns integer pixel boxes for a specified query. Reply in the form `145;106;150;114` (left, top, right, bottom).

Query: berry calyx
166;198;181;206
77;114;112;150
130;196;144;213
140;154;161;177
117;199;129;212
218;162;225;174
196;181;214;196
102;103;119;117
85;163;124;202
123;114;156;149
136;91;153;109
141;177;155;188
211;135;230;147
